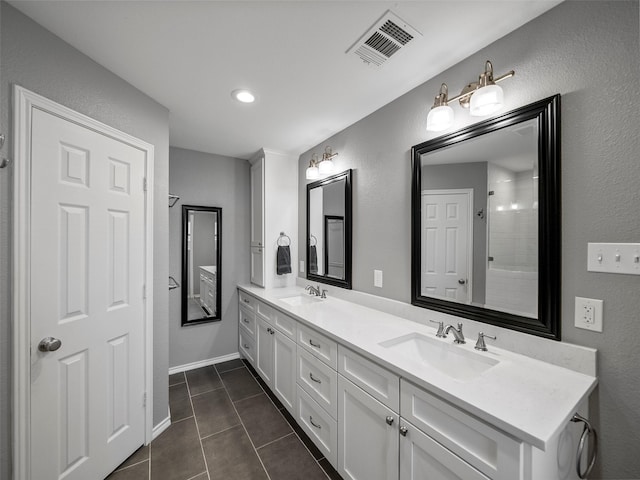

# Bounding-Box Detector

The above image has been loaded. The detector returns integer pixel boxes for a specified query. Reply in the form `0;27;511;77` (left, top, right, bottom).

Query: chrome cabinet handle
385;416;394;426
309;339;320;348
243;299;250;304
458;278;466;285
38;337;62;352
267;327;275;335
243;344;250;349
309;372;322;384
399;426;408;437
243;318;249;323
309;416;322;429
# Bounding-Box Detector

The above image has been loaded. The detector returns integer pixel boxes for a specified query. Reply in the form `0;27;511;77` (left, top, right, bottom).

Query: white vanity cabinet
199;266;216;315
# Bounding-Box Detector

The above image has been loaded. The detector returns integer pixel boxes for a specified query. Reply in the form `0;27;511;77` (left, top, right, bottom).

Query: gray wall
0;3;171;478
297;1;639;478
422;162;488;303
169;147;250;368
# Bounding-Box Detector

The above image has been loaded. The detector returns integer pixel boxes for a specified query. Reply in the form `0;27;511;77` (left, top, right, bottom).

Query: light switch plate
587;243;640;275
575;297;603;332
299;260;305;273
374;269;383;288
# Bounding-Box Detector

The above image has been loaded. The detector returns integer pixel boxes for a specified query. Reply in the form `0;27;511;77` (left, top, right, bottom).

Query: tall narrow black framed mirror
307;169;352;289
182;205;222;326
411;95;560;339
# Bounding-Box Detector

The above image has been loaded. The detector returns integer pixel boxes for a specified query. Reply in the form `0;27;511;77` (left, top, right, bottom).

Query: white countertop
200;265;217;275
238;284;597;451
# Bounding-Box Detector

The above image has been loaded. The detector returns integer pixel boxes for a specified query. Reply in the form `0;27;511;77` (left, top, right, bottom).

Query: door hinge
143;177;148;192
143;392;147;408
143;284;146;299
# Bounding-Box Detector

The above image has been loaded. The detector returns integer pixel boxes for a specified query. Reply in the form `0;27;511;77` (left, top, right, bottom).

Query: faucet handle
475;332;497;351
429;320;446;338
321;289;328;299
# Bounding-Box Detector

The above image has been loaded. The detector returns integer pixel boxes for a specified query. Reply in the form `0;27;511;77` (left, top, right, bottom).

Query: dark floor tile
255;375;285;410
243;359;260;378
220;367;262;402
215;358;245;373
106;460;149;480
168;372;185;386
190;474;208;480
185;366;223;395
192;388;240;438
319;458;343;480
280;408;323;460
169;382;193;422
202;425;268;480
235;393;292;448
150;417;206;480
114;444;149;471
258;433;328;480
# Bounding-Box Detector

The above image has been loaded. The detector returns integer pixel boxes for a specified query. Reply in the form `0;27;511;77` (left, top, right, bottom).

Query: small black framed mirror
181;205;222;326
307;169;352;289
411;95;560;339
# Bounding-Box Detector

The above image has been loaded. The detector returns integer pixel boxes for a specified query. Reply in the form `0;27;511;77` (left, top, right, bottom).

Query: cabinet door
250;246;264;287
273;332;296;414
338;375;398;480
399;419;490;480
256;316;274;386
250;159;264;247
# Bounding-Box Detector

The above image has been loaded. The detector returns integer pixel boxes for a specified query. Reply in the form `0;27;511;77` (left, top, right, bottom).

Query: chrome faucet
444;323;465;344
305;284;321;296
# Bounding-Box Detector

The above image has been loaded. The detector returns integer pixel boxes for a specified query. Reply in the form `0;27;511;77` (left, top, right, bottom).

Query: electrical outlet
575;297;603;332
374;269;383;288
299;260;305;273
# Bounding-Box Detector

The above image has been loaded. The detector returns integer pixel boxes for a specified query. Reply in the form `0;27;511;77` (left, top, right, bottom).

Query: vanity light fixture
231;89;255;103
318;146;338;175
426;60;514;132
305;153;321;180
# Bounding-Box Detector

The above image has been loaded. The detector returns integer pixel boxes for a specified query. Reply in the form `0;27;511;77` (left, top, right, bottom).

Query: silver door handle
385;416;394;426
399;426;408;437
458;279;466;285
38;337;62;352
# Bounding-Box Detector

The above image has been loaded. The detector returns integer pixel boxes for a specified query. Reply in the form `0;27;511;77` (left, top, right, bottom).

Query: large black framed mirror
411;95;560;339
181;205;222;326
307;169;353;289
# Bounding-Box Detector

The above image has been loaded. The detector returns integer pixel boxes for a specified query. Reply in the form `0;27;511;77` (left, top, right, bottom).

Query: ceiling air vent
347;10;421;67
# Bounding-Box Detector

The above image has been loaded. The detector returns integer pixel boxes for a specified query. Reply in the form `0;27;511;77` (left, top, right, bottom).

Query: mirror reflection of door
182;206;222;325
421;190;473;303
324;216;344;279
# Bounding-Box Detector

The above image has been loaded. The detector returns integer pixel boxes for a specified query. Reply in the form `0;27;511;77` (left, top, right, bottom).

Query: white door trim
12;85;155;480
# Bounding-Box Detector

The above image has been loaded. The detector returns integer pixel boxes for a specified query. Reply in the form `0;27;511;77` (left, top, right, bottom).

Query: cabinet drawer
255;301;297;340
297;347;338;419
239;291;256;311
400;379;522;480
239;306;256;339
338;346;399;412
298;323;337;369
297;386;338;467
239;329;256;367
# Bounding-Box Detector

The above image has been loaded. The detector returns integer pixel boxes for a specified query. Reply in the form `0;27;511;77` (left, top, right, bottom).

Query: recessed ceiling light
231;89;255;103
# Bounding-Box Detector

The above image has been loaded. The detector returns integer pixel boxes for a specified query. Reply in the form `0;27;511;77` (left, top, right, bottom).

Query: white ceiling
9;1;562;160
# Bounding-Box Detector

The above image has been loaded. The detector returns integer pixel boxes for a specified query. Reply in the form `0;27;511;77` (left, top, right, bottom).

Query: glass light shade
318;159;334;175
470;84;504;116
426;105;454;132
231;89;255;103
306;165;319;180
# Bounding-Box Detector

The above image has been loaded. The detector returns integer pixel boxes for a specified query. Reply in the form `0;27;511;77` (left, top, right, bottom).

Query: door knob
458;279;466;285
38;337;62;352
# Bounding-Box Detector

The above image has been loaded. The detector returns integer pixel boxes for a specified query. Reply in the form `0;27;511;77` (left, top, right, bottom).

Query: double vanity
237;284;597;480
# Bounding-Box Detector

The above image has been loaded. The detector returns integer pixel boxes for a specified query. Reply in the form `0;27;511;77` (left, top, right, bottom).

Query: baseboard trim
168;352;241;375
151;413;171;441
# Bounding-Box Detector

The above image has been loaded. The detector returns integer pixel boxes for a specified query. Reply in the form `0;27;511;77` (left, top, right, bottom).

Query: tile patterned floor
107;359;343;480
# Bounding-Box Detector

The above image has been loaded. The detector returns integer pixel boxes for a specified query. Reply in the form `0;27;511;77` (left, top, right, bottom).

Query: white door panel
29;108;146;480
421;190;473;303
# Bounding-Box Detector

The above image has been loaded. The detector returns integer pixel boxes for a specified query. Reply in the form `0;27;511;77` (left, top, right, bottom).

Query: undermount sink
278;294;322;306
379;332;499;381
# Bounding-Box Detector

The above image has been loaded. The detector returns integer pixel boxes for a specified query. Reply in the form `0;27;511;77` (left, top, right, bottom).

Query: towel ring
277;232;291;246
571;413;597;479
310;234;317;246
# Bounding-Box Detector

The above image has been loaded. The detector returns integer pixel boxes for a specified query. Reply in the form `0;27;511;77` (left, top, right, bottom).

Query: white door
421;190;473;303
399;420;490;480
29;107;147;480
338;376;398;480
255;317;274;385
